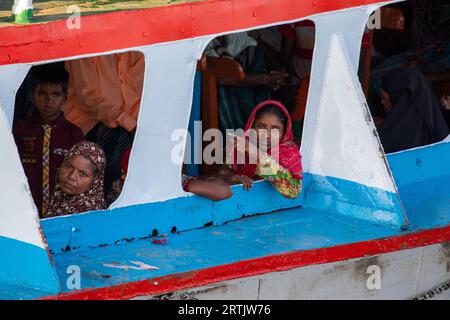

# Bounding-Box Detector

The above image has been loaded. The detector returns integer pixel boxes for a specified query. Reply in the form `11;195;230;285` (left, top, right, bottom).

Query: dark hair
254;104;288;131
30;62;69;95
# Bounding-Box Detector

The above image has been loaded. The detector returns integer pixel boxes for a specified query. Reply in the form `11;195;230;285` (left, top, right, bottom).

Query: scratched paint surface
47;169;450;295
40;142;450;297
49;205;402;293
1;157;448;298
388;141;450;230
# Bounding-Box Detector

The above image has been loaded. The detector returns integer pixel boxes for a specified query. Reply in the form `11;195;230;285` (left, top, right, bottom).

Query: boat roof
0;0;201;28
0;0;395;66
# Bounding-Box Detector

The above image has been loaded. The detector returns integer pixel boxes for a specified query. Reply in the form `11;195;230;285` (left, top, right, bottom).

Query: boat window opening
12;51;145;219
185;21;316;200
365;2;450;155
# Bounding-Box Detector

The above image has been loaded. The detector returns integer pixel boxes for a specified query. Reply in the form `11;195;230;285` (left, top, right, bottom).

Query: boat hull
139;241;450;300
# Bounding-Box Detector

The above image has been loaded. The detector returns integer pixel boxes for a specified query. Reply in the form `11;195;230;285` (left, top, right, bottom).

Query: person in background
13;64;84;217
85;123;134;197
378;67;449;153
46;142;106;217
223;100;303;199
205;32;288;131
106;147;233;206
409;0;450;50
63;52;144;134
370;26;450;101
278;20;315;138
279;20;315;82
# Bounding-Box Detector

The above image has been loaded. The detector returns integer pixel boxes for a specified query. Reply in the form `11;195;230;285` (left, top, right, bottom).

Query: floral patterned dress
255;153;302;199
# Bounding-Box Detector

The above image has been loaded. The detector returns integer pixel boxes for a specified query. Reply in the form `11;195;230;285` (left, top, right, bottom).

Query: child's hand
231;133;260;163
239;175;253;191
229;174;253;190
440;96;450;111
216;46;232;58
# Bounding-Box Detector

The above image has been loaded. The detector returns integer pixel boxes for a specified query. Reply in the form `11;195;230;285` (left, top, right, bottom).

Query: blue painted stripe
0;236;59;296
387;141;450;230
42;143;450;254
302;173;406;227
41;181;304;253
387;141;450;188
42;171;406;255
43;142;450;255
50;205;402;293
41;169;410;254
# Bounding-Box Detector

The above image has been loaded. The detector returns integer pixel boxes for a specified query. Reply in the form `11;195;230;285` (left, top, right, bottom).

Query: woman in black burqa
379;67;449;154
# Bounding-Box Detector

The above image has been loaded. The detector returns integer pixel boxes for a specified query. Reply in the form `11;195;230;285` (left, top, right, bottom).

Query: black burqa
379;67;449;154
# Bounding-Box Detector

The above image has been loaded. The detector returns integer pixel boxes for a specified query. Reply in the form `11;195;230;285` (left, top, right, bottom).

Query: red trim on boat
0;0;386;65
43;225;450;300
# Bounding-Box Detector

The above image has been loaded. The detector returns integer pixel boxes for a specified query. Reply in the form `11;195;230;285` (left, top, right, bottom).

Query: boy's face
32;83;67;122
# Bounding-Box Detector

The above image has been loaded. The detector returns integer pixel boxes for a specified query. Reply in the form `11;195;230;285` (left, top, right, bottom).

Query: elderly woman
44;141;106;217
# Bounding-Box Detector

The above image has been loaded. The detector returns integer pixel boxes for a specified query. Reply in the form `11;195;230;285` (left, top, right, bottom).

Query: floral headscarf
45;141;106;217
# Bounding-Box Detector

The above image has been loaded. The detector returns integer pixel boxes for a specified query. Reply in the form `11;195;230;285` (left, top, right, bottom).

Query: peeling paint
102;261;159;271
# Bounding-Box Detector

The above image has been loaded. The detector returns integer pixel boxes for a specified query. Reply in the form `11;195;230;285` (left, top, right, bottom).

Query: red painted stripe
1;0;387;65
43;225;450;300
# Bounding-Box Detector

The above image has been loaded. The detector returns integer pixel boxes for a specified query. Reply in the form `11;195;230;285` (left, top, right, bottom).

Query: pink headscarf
232;100;303;180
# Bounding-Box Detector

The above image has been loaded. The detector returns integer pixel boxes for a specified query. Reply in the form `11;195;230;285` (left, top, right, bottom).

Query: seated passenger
378;67;449;153
440;95;450;111
205;32;288;130
106;147;232;206
13;64;85;217
278;20;315;82
85;122;134;197
63;52;144;133
226;100;303;199
46;142;106;217
371;28;450;103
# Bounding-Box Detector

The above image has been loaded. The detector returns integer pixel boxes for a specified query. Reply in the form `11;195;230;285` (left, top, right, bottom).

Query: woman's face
58;154;96;196
252;113;285;151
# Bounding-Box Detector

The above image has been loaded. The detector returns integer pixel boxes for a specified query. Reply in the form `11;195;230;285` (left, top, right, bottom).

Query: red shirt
13;113;84;216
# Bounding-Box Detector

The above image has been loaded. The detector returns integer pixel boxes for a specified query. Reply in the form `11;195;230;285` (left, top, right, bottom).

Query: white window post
12;0;34;24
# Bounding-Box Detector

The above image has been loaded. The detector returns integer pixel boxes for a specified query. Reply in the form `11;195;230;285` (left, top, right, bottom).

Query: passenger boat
0;0;449;300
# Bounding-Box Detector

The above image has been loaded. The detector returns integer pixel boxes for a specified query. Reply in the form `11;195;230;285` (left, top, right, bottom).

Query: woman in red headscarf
228;100;303;199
